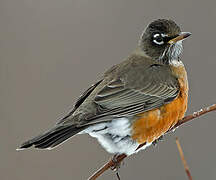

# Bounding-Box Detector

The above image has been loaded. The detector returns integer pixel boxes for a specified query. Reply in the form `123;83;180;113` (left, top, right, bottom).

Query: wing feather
85;64;180;123
59;57;180;127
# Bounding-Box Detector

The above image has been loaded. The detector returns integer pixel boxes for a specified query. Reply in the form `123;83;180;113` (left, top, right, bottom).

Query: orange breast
132;63;188;144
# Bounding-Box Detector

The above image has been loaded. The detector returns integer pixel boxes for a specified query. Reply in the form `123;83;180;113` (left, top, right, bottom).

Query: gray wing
57;79;103;125
77;63;179;126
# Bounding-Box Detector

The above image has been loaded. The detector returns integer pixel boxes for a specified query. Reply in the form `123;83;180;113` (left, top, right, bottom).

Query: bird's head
139;19;191;64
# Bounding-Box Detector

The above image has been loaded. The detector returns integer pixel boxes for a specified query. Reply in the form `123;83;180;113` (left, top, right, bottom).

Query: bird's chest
132;61;188;144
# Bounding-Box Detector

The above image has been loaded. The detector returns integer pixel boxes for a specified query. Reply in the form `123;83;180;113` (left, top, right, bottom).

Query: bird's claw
110;154;123;171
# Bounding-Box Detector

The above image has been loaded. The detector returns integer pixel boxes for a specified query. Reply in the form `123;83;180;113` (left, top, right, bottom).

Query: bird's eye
153;33;164;45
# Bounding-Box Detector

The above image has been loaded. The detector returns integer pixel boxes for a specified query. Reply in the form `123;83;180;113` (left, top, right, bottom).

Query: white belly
80;118;152;155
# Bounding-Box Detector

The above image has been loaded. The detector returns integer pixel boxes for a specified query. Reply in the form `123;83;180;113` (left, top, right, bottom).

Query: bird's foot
110;154;124;180
110;154;127;180
152;135;164;146
111;154;123;171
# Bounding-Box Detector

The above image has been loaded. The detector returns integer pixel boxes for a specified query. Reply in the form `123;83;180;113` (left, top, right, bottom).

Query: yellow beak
168;32;192;44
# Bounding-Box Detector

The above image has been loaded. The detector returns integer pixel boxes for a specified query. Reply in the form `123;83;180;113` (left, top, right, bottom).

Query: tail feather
33;126;72;149
17;125;84;150
40;128;78;149
34;126;77;149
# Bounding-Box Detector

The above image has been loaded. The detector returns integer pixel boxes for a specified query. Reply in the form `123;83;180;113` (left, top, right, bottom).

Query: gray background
1;0;216;179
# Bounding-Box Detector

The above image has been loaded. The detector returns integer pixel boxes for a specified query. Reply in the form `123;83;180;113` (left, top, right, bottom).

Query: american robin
18;19;191;157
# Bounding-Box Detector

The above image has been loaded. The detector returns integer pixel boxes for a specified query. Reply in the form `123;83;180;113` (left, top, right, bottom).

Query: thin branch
88;154;127;180
170;103;216;131
176;138;193;180
88;103;216;180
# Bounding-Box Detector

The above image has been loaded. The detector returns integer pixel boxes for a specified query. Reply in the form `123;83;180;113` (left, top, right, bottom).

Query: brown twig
170;103;216;131
88;154;127;180
88;103;216;180
176;138;193;180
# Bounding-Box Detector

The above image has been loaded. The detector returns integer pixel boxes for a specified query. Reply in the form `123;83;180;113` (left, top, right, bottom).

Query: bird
17;19;191;157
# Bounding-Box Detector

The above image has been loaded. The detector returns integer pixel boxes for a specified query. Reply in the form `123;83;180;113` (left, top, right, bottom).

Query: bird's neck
133;47;152;59
134;47;182;66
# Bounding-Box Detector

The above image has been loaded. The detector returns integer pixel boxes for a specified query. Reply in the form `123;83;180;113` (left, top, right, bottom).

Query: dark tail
17;125;84;150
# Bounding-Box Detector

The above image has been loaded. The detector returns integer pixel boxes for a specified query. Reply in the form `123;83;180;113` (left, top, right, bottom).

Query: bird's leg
152;135;164;146
110;154;122;171
110;154;123;180
158;135;164;141
109;154;127;180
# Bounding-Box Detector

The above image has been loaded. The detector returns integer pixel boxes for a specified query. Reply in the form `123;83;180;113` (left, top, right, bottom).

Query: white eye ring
153;39;164;45
153;33;160;38
153;33;164;45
